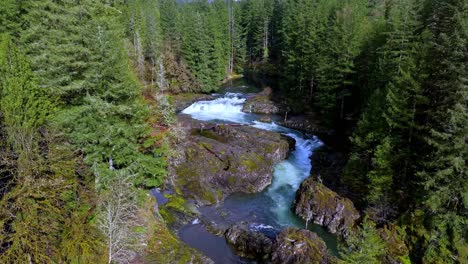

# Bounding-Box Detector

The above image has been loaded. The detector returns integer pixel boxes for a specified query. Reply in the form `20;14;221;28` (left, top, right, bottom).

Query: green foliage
0;35;104;262
342;0;466;262
0;36;52;131
314;0;369;122
0;0;22;37
241;0;274;63
0;0;466;262
339;218;386;263
178;0;231;92
17;0;167;188
126;0;164;86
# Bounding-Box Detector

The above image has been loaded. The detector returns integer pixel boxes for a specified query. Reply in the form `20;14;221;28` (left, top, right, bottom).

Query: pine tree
126;0;164;86
339;217;387;264
241;0;274;64
0;35;103;264
0;36;52;133
416;0;467;262
232;0;247;74
368;0;424;207
315;0;369;124
20;1;95;104
0;0;22;36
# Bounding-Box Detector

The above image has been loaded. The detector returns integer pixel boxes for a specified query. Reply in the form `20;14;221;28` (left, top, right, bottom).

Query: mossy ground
142;198;208;263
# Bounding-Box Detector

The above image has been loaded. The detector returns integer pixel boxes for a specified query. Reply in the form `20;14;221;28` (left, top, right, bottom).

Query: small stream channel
176;80;337;263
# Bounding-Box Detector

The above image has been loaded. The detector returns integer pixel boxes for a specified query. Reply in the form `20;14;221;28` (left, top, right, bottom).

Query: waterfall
178;92;336;263
181;92;323;227
181;93;248;123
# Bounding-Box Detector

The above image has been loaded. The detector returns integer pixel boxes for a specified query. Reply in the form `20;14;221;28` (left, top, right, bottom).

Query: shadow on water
219;78;261;94
178;224;250;264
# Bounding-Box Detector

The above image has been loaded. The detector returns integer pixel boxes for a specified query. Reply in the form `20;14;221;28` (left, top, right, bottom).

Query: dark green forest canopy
0;0;466;263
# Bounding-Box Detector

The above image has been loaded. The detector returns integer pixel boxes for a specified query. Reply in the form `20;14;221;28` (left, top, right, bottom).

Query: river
178;83;337;263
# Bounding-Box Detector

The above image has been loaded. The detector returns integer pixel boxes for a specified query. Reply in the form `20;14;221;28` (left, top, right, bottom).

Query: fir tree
339;217;387;264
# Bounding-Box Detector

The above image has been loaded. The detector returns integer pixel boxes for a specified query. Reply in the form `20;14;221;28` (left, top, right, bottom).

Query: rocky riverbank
225;223;336;264
162;90;343;264
241;87;284;115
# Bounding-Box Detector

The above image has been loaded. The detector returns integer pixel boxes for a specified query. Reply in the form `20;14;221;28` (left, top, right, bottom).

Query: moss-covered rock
293;178;359;238
271;227;335;264
225;223;273;260
142;197;212;264
242;87;283;114
277;113;333;135
171;115;292;205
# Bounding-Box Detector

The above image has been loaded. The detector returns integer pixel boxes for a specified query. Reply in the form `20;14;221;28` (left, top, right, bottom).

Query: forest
0;0;466;263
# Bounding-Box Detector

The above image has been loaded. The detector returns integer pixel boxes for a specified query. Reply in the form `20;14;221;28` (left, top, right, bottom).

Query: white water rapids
182;92;323;227
179;91;339;264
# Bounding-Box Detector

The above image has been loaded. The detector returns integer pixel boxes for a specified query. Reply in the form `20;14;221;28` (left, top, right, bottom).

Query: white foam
182;92;324;227
181;93;248;123
267;133;323;226
249;223;275;231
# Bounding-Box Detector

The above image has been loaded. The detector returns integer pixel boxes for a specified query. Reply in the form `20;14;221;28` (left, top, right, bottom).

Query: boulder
225;223;273;260
172;115;292;205
293;178;359;237
271;227;334;264
242;87;282;114
277;113;333;135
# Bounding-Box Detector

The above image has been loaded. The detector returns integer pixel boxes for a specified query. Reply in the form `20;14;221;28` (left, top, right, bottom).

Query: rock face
225;224;273;260
172;115;292;205
242;87;282;114
278;113;333;135
293;178;359;237
271;227;334;264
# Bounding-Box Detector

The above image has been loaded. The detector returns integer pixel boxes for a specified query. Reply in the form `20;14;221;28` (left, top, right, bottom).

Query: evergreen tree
315;0;369;123
0;0;22;36
0;35;103;264
126;0;164;86
339;218;387;264
0;36;51;133
416;0;467;261
241;0;274;64
20;1;95;104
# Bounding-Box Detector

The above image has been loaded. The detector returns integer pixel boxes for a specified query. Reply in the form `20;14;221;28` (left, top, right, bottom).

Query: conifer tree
416;0;467;261
339;218;386;264
0;35;103;264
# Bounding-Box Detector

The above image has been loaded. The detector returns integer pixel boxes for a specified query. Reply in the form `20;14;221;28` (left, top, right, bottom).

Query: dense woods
0;0;466;263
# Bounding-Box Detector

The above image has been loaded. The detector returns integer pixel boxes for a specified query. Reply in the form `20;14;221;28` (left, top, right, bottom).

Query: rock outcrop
225;224;273;260
242;87;283;114
271;227;335;264
172;115;292;205
278;113;333;135
293;178;360;237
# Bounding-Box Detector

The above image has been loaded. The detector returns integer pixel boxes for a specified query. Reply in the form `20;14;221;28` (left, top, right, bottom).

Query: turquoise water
179;89;337;263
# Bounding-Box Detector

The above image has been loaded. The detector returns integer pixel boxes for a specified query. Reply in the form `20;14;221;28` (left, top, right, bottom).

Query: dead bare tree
97;171;140;264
